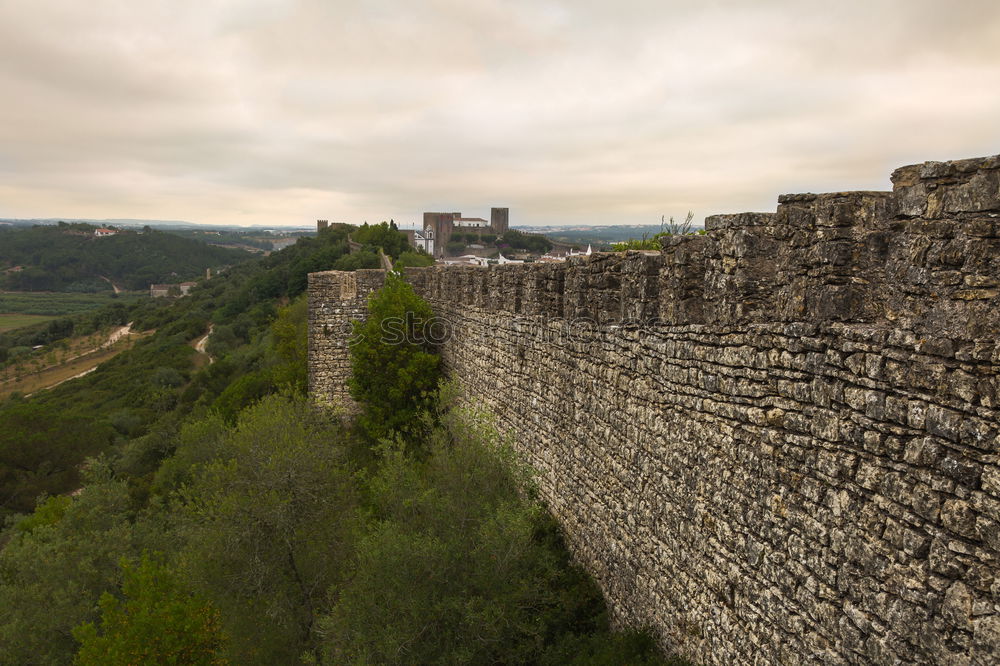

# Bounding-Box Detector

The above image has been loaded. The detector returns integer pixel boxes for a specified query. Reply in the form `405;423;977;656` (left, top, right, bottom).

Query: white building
539;244;592;262
453;217;490;228
413;228;435;256
443;254;489;267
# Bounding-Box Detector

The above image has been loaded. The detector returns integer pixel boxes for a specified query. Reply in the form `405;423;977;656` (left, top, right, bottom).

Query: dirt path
33;365;99;395
103;323;132;347
99;276;122;294
57;322;132;365
192;324;214;366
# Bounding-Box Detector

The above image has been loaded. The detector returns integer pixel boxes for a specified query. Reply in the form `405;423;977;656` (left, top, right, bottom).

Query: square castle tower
421;207;509;258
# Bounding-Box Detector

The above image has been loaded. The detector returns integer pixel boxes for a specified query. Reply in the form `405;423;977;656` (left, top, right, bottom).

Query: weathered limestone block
892;156;1000;218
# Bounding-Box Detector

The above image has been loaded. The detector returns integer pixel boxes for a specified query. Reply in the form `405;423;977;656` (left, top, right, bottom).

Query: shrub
73;555;228;665
348;272;440;441
394;250;435;269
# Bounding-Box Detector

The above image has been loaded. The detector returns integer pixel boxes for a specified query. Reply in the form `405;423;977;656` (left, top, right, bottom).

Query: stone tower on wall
491;207;509;234
307;269;386;409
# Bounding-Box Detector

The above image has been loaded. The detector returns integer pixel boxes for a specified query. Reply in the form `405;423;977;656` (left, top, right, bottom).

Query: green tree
73;555;228;666
500;230;553;254
209;371;275;422
0;403;116;515
352;221;408;259
394;249;435;269
318;421;546;664
332;249;380;271
348;271;441;440
0;473;135;665
173;395;356;664
268;294;308;391
318;395;669;665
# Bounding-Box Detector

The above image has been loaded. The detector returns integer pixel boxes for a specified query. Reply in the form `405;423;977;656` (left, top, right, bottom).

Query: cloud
0;0;998;226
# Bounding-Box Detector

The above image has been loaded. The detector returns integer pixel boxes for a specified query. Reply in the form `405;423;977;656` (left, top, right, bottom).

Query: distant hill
516;224;704;248
0;222;253;292
0;217;316;233
0;217;201;229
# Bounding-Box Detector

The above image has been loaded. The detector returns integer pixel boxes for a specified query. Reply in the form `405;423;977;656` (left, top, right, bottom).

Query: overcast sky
1;0;998;228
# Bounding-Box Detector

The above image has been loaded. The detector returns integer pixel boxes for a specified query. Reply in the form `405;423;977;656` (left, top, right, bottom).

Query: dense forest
0;222;678;664
0;223;253;291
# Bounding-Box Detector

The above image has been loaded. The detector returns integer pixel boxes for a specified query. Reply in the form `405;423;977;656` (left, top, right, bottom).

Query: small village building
150;284;172;298
150;282;197;298
453;217;490;228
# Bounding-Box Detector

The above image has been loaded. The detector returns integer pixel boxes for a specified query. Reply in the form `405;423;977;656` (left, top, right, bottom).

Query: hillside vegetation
0;222;253;291
0;222;680;664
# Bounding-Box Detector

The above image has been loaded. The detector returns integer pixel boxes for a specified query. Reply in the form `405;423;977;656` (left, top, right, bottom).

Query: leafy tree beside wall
352;221;409;260
348;272;441;440
394;249;434;269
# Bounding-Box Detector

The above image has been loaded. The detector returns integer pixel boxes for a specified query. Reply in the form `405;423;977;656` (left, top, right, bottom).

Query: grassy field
0;313;56;332
0;291;141;317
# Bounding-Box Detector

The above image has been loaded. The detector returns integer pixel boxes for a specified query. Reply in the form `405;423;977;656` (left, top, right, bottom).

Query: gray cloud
0;0;998;226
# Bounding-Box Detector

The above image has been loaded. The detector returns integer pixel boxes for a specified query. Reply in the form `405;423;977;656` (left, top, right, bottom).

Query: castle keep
413;206;510;257
308;155;1000;664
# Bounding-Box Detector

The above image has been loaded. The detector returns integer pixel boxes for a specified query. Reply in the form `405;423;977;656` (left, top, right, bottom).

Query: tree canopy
499;229;553;254
73;556;228;666
352;221;409;260
348;271;442;440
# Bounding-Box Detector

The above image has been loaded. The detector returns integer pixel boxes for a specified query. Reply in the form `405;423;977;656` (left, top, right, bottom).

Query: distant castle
403;207;509;258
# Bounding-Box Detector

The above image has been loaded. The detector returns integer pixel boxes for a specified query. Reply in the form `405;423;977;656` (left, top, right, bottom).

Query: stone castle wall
308;155;1000;664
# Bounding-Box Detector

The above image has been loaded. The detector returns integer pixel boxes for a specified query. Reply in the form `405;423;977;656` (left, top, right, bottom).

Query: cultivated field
0;313;55;332
0;291;140;317
0;324;152;399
